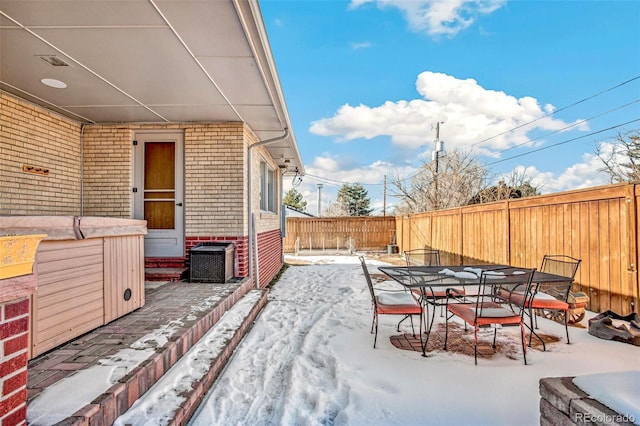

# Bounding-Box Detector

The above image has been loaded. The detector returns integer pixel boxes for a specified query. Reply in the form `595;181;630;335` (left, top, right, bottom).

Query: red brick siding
185;231;281;287
256;229;283;288
0;298;30;425
186;236;249;278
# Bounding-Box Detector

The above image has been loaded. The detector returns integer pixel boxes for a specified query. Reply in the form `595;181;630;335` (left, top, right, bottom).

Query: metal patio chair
444;268;536;365
359;256;423;348
529;255;582;348
404;248;466;321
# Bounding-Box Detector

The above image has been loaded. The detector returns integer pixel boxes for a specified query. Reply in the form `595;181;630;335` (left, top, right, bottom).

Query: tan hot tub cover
0;216;147;240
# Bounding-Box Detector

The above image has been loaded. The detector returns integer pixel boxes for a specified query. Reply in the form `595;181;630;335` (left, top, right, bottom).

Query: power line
304;173;386;186
304;76;640;186
460;75;640;151
494;98;640;156
487;118;640;166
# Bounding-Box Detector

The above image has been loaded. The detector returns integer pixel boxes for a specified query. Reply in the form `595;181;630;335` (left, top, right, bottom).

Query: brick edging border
171;288;269;425
60;279;257;425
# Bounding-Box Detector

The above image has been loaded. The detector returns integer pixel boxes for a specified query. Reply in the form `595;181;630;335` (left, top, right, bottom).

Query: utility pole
432;122;445;210
316;184;323;217
383;174;387;216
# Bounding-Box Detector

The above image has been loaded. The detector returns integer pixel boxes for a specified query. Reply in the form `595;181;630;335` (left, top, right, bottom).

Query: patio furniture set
360;249;582;365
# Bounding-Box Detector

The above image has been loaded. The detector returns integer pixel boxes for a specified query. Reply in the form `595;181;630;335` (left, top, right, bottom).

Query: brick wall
256;228;283;288
0;92;81;215
0;298;30;425
250;143;282;235
81;126;134;217
82;123;253;238
185;229;282;286
184;124;246;236
186;236;249;277
1;93;285;284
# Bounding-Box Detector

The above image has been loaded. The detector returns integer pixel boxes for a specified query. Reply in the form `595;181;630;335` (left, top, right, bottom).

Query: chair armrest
446;288;465;297
446;288;473;304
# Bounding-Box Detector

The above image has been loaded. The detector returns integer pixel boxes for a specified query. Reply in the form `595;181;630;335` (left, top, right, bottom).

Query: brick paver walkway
27;279;257;424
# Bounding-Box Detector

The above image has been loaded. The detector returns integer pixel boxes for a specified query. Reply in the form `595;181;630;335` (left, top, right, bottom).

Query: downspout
80;123;85;216
247;127;289;288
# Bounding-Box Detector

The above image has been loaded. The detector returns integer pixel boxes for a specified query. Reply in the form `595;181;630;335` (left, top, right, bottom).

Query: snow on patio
27;254;639;425
187;254;639;426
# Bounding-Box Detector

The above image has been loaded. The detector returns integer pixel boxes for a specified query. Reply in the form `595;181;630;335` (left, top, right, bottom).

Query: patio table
378;264;574;357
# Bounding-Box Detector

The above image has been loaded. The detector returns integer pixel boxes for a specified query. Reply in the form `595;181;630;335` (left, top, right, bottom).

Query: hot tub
0;216;147;358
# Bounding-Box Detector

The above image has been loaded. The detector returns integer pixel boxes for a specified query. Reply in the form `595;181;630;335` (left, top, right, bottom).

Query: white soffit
0;0;304;172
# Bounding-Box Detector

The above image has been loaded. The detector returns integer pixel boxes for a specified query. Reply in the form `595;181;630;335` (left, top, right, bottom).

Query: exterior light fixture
41;78;67;89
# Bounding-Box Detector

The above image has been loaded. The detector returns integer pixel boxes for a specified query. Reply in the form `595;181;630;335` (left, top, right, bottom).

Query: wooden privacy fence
396;183;640;316
284;216;396;253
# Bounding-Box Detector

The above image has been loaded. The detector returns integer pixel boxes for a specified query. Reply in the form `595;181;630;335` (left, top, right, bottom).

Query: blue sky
261;0;640;215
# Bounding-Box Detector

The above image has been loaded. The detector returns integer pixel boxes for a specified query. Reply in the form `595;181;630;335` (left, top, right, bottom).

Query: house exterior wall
184;124;247;236
251;143;282;234
0;296;30;425
82;126;134;218
81;122;285;282
250;143;284;286
1;92;285;285
0;93;81;215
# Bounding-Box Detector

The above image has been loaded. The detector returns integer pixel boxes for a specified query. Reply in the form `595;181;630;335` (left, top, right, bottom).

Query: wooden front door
134;131;184;257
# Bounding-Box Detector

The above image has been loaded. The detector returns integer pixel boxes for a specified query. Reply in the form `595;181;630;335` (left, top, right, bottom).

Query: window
260;161;277;213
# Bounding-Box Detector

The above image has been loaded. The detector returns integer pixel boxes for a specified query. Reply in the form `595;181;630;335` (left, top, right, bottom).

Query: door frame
133;130;185;258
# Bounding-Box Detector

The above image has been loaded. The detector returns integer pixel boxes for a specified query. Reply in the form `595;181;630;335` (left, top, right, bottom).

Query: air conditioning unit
189;242;235;283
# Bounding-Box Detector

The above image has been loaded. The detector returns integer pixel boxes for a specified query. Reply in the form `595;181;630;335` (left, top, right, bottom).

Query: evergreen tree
283;188;307;211
336;183;373;216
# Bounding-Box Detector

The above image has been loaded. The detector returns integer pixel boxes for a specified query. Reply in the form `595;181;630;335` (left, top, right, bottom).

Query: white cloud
289;148;612;216
350;0;506;37
309;71;588;157
284;155;415;216
350;41;372;50
504;152;610;195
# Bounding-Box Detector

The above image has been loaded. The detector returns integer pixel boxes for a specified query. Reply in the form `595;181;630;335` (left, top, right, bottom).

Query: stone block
540;376;587;413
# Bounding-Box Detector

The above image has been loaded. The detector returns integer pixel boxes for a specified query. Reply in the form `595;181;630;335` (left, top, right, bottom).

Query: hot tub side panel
104;235;145;322
31;239;105;357
29;234;145;358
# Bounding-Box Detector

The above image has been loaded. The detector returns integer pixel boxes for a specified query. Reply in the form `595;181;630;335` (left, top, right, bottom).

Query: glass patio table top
378;264;573;288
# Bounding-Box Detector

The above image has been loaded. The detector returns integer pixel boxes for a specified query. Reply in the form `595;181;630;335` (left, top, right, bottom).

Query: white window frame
260;160;278;213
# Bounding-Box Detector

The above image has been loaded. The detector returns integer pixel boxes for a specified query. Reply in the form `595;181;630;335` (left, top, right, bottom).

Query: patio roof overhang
0;0;304;175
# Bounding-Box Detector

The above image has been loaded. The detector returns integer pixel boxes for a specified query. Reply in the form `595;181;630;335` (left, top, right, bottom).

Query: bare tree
596;130;640;183
390;150;491;214
501;167;543;197
323;200;350;217
467;168;542;205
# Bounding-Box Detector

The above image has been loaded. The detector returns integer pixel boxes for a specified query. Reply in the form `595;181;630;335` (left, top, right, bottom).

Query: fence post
626;184;637;272
505;200;511;266
626;184;638;314
458;207;464;265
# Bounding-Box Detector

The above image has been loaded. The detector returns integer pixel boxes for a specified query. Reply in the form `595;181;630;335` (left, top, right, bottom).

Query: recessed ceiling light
41;78;67;89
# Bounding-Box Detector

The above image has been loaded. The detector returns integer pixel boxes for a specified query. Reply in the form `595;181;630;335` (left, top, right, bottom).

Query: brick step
117;286;269;424
145;257;187;269
145;267;188;282
28;278;264;425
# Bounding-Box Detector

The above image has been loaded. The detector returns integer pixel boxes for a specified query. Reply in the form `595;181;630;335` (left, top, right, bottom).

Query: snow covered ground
28;254;639;425
188;255;639;426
